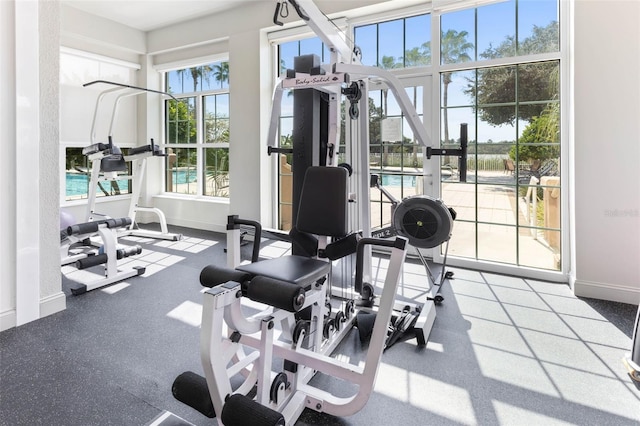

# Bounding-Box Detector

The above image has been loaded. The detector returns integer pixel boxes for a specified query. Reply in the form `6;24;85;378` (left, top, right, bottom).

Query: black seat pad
236;256;330;288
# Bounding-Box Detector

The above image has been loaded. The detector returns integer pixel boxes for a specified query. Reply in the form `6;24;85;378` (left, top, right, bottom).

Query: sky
167;0;560;145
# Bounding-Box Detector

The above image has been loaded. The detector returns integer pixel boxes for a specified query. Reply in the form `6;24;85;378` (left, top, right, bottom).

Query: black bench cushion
236;256;330;287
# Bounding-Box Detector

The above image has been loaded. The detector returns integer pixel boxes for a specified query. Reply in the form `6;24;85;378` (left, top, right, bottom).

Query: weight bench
173;166;409;425
61;217;145;295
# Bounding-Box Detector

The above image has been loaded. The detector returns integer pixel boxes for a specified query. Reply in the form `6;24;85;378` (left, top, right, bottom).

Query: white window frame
161;59;230;199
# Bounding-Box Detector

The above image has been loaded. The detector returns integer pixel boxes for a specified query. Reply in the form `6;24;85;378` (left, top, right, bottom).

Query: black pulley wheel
345;300;355;319
270;372;289;404
333;311;345;331
292;320;309;344
323;318;335;339
392;196;453;248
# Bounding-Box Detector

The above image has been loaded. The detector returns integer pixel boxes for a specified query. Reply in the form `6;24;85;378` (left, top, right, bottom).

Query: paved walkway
372;170;560;271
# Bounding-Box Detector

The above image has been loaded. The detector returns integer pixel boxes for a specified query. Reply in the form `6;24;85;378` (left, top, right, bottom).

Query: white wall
572;0;640;304
1;0;64;331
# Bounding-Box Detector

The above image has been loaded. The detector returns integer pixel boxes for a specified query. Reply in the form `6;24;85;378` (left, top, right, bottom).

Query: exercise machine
82;80;182;242
265;0;468;346
60;216;145;295
173;166;409;425
172;1;468;423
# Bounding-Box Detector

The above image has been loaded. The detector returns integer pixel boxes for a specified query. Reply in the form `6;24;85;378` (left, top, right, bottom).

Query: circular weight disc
393;196;453;248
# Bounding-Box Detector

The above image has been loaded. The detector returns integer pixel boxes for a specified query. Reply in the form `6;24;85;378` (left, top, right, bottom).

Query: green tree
213;62;229;88
167;99;196;143
441;29;473;144
466;22;559;126
403;42;431;67
509;110;560;162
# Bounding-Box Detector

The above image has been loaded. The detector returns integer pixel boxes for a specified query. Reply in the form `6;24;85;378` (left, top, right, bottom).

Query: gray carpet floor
1;225;639;426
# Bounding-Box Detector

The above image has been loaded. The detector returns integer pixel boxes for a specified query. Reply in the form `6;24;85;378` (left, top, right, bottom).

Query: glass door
368;75;441;255
438;62;562;272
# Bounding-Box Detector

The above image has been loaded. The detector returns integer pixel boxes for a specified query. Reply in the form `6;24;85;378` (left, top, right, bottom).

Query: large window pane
440;9;475;64
65;147;88;200
354;24;377;67
378;19;404;69
64;147;131;201
442;70;474;108
355;14;431;70
404;14;431;67
166;98;196;144
165;147;198;195
478;0;515;59
518;0;559;55
204;94;230;143
478;223;517;264
203;148;229;197
164;60;230;198
476;65;516;107
517;61;559;103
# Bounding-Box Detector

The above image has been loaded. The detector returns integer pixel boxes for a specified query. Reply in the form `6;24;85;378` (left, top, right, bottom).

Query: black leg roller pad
245;276;305;312
199;265;252;288
221;394;285;426
171;371;215;418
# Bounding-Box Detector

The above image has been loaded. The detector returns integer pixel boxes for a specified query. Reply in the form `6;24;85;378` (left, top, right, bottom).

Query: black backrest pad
296;166;348;237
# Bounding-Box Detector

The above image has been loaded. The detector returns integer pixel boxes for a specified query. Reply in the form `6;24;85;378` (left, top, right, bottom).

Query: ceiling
62;0;254;32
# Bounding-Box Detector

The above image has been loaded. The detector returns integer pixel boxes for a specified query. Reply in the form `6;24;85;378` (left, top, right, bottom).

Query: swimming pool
66;169;197;197
65;173;130;197
380;174;417;187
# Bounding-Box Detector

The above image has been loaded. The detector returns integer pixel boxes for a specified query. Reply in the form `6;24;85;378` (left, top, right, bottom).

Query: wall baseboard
574;279;640;305
0;309;16;332
167;217;226;234
40;291;67;318
0;291;66;332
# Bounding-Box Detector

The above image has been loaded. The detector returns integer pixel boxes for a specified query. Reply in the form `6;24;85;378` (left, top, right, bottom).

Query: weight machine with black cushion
172;166;409;425
60;216;145;295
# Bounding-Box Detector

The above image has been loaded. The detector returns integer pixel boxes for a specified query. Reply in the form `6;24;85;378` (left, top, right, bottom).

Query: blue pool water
66;173;130;197
381;174;416;187
66;170;196;197
171;169;197;184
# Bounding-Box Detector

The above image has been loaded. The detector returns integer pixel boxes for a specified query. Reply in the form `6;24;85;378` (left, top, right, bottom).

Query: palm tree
440;30;473;145
213;62;229;88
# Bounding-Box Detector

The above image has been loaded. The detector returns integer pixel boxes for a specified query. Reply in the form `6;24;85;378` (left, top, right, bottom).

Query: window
354;14;431;230
164;60;230;198
354;14;431;69
438;0;561;270
64;147;132;201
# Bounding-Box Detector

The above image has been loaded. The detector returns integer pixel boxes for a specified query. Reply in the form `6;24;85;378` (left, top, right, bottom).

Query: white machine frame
200;235;408;424
265;0;442;345
61;218;145;295
83;80;182;242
